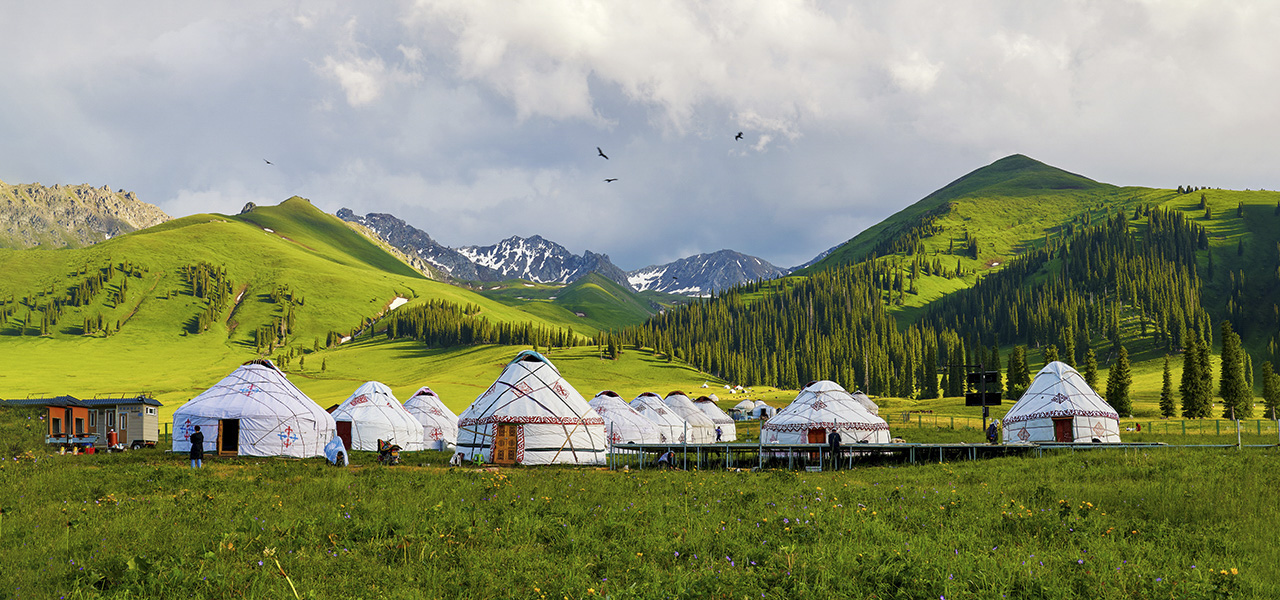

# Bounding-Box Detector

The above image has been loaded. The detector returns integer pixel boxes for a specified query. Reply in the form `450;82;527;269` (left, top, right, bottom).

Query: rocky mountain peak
0;180;171;249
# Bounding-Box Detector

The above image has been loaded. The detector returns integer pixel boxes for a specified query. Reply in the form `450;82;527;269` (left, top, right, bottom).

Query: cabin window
146;407;157;416
106;411;115;428
89;412;96;428
52;418;63;435
75;418;85;436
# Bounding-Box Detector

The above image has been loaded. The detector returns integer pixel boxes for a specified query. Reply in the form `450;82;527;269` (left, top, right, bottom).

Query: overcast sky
3;1;1280;270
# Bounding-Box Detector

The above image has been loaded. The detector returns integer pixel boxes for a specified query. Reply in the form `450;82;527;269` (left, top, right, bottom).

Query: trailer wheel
130;441;143;450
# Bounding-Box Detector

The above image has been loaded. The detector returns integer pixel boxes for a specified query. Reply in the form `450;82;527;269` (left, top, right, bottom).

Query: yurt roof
630;392;689;427
404;386;457;419
764;380;889;434
589;391;661;439
178;360;326;420
459;350;601;428
662;392;717;427
1002;361;1119;427
693;395;736;424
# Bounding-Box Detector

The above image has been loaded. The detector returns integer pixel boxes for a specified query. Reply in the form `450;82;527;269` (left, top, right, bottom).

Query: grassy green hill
0;198;708;419
469;273;677;336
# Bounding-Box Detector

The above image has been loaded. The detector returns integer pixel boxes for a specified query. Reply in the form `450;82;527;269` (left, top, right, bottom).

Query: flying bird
734;132;743;141
597;147;609;160
264;159;273;165
604;178;618;183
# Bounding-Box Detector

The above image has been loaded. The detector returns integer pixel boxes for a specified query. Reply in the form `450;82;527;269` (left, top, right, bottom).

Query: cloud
5;1;1280;271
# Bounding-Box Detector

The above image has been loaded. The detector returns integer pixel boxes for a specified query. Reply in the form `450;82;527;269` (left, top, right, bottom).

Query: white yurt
456;351;606;465
762;380;891;444
172;359;335;458
661;392;718;443
403;386;459;451
693;396;738;441
849;391;880;416
588;391;663;445
1002;361;1121;444
733;399;756;413
751;400;776;419
330;381;426;452
630;392;691;444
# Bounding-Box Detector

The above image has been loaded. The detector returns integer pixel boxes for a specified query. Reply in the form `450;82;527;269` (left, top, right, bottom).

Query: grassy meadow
1;413;1275;599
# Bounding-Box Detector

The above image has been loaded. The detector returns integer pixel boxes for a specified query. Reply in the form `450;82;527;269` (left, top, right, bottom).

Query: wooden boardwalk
606;441;1202;471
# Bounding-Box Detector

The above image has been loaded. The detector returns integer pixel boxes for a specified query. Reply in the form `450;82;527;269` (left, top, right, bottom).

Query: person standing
986;421;998;444
827;428;843;470
715;426;723;442
189;425;204;469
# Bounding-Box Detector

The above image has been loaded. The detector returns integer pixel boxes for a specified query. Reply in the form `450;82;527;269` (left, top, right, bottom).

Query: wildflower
1232;568;1238;575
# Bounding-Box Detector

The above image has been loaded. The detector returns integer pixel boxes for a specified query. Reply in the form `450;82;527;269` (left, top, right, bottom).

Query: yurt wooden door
493;423;519;465
1052;417;1073;442
336;421;353;451
807;429;826;443
218;419;240;456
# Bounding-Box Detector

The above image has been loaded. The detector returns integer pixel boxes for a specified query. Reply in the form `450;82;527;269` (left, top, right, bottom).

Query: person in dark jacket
189;425;204;469
827;429;843;470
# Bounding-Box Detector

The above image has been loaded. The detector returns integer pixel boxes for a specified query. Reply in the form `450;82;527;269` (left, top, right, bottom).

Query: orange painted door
493;424;518;465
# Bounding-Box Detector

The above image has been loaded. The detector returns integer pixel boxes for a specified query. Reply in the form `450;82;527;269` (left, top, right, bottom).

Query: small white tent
662;392;718;443
733;399;756;413
751;400;776;419
331;381;426;452
630;392;691;444
589;391;662;445
457;351;606;465
172;359;335;458
762;380;891;444
1002;361;1121;444
693;396;737;441
403;386;459;451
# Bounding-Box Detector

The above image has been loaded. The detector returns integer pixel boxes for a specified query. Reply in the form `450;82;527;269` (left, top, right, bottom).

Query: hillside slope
0;197;589;411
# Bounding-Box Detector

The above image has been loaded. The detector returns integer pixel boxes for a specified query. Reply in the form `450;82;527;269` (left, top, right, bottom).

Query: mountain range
336;209;788;295
4;152;1279;412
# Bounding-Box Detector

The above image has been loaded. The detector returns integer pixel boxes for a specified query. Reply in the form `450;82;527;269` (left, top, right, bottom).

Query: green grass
470;273;669;336
1;436;1275;598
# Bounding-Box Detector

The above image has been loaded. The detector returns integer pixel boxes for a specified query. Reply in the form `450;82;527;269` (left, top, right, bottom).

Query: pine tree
1083;348;1099;389
1043;345;1059;367
1006;346;1030;400
1106;345;1132;416
1219;321;1250;419
922;344;939;399
1196;332;1214;416
1263;361;1280;420
1159;355;1176;417
1244;352;1254;396
1181;333;1205;418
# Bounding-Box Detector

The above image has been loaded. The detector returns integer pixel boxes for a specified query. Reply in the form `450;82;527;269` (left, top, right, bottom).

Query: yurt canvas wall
403;386;459;451
751;400;776;419
589;391;662;445
693;396;737;441
630;392;691;444
330;381;425;452
762;380;891;444
457;351;606;465
661;392;717;443
1001;361;1121;444
172;360;335;458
